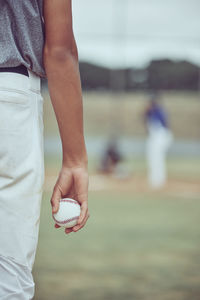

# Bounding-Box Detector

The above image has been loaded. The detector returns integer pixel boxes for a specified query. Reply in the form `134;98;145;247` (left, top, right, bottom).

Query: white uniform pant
0;70;44;299
146;127;172;188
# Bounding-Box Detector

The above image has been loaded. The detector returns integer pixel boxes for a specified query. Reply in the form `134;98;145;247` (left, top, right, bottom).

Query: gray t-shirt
0;0;46;78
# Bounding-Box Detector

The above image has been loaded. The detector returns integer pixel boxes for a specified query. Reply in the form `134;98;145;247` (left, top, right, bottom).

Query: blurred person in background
0;0;89;299
98;137;131;179
99;138;123;175
144;93;173;189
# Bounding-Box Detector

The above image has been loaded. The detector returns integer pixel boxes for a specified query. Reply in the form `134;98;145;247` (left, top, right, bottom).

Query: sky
72;0;200;68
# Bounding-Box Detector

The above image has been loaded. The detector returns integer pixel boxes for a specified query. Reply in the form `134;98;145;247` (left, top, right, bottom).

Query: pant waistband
0;68;41;94
0;65;29;77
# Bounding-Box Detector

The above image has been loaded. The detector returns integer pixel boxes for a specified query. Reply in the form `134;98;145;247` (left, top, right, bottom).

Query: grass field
33;155;200;300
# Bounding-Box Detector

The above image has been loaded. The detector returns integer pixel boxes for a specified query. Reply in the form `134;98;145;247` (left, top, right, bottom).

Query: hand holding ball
53;198;81;228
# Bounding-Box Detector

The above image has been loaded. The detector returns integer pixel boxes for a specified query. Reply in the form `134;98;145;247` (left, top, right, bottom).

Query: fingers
64;209;90;235
53;181;76;230
52;167;89;235
51;170;73;214
72;211;90;232
65;227;74;234
73;168;88;207
70;169;89;233
51;187;61;214
78;200;88;224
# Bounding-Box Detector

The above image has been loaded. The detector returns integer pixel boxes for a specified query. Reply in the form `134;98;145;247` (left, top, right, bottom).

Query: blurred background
33;1;200;299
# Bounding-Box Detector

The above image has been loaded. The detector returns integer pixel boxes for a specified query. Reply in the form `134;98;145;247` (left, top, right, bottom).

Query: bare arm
43;0;89;234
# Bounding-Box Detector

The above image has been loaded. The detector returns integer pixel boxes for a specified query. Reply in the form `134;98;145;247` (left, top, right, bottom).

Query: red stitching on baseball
53;215;79;225
60;199;79;205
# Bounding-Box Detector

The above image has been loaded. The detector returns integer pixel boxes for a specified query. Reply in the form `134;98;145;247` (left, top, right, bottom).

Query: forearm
44;47;87;168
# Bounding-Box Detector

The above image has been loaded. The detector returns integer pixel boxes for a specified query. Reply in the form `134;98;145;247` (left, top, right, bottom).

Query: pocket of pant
0;90;31;132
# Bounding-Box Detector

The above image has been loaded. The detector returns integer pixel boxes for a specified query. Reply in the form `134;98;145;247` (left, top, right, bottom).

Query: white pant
147;127;172;188
0;70;44;299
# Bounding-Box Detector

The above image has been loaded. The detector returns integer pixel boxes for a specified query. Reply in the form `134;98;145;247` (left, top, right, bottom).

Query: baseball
53;198;81;228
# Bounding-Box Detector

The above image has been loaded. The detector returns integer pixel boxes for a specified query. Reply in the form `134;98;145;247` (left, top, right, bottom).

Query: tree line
79;59;199;91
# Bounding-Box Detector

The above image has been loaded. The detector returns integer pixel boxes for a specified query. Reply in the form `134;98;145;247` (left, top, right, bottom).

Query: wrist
62;156;88;170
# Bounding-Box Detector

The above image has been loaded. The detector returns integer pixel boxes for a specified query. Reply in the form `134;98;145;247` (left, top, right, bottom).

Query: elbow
44;42;79;64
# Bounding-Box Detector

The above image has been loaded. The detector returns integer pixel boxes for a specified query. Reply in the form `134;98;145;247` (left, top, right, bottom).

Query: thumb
51;186;61;214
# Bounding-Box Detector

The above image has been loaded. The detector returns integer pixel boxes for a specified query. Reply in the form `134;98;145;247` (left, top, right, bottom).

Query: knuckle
53;185;57;193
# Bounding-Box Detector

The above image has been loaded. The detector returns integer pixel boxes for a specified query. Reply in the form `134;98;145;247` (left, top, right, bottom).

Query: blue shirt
146;104;168;129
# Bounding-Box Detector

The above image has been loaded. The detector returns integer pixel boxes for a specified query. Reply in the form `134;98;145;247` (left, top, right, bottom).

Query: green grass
33;156;200;300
